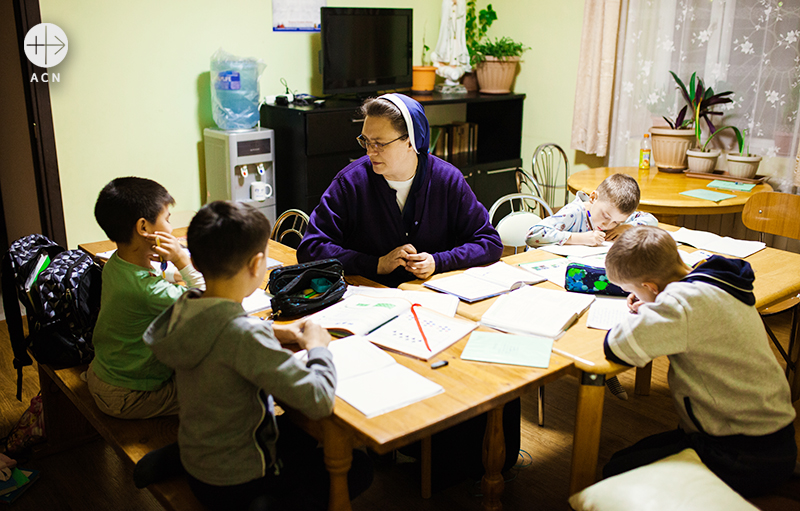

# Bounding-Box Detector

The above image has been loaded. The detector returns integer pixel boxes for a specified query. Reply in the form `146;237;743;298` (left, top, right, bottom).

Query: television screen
321;7;413;95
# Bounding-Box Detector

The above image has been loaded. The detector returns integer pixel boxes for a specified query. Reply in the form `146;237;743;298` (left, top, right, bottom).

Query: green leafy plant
697;124;743;153
465;1;497;64
664;71;733;137
420;21;432;66
471;37;529;64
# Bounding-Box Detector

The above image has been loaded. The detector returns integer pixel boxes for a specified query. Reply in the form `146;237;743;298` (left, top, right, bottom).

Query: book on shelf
295;336;444;418
480;285;595;339
309;295;477;360
430;122;479;160
423;261;546;303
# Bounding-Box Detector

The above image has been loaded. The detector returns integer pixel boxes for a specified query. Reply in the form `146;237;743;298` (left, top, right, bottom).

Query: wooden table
401;224;800;496
567;166;773;224
76;234;576;511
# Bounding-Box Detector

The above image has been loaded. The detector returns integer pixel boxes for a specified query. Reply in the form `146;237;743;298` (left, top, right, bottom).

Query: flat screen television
321;7;413;95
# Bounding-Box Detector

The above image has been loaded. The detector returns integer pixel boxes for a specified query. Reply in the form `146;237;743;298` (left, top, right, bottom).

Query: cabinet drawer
306;110;364;156
307;152;363;197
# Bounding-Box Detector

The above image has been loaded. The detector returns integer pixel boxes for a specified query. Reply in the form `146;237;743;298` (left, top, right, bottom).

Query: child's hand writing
569;230;606;246
294;319;331;351
627;293;642;313
149;232;191;270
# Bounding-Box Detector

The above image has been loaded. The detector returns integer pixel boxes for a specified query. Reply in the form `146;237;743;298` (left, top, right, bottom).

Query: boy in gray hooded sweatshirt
144;201;372;510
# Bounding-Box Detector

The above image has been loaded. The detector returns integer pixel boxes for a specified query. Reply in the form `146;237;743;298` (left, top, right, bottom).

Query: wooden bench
37;362;205;510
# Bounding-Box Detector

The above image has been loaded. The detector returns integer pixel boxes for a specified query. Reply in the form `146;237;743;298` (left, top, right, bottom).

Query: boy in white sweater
603;226;796;497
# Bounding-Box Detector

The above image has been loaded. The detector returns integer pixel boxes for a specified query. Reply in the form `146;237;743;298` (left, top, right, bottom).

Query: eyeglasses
356;133;408;153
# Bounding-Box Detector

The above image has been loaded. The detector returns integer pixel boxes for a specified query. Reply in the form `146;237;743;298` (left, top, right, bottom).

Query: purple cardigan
297;155;503;287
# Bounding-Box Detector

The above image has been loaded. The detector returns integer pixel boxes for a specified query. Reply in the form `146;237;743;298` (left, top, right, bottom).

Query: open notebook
423;261;546;303
309;295;477;360
295;336;444;419
481;286;595;339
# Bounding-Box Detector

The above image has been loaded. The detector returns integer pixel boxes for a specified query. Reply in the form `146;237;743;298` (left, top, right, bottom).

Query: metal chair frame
530;143;571;208
270;209;310;248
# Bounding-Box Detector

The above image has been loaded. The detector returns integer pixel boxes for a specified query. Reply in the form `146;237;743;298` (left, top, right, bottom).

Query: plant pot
686;149;720;173
649;128;696;172
726;153;762;179
411;66;437;94
461;71;478;92
475;56;520;94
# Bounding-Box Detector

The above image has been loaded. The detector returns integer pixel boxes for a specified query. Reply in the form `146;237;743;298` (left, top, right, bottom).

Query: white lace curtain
607;0;800;190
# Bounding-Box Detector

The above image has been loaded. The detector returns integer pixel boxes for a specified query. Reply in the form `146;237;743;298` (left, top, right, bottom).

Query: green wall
40;0;587;247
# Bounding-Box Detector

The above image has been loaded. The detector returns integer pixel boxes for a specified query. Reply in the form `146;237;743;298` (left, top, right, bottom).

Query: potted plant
463;1;497;91
412;29;437;94
726;129;762;179
651;71;734;173
687;124;743;173
472;36;529;94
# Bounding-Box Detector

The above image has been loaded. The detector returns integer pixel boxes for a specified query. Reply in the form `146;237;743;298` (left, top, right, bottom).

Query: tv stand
260;91;525;215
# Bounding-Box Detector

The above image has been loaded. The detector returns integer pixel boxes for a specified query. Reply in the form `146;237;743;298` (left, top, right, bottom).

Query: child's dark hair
94;177;175;243
188;201;271;279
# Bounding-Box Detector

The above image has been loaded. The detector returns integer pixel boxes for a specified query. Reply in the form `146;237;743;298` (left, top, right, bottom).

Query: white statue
429;0;470;93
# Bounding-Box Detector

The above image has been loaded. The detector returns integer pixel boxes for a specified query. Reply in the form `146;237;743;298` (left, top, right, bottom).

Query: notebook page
309;295;411;336
423;273;509;302
481;286;595;339
464;261;546;288
335;363;444;418
537;241;612;258
670;228;765;258
586;297;632;330
242;288;272;314
343;286;459;317
366;307;478;360
460;331;553;368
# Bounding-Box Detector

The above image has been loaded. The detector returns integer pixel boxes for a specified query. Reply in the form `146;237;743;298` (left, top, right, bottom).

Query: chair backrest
489;193;554;252
742;192;800;241
530;143;570;207
270;209;310;249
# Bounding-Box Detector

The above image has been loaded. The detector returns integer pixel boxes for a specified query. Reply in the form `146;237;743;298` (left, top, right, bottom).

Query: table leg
481;404;505;511
322;419;354;511
634;362;652;396
569;372;606;496
421;436;432;499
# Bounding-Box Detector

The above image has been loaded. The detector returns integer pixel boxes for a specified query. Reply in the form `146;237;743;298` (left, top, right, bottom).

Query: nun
297;93;502;287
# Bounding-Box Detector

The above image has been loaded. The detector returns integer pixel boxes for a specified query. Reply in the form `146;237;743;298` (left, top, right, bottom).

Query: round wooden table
567;166;773;223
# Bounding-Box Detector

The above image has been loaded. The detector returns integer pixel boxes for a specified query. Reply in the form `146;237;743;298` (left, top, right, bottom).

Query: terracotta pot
726;153;762;179
411;66;437;94
649;127;696;172
461;71;478;92
686;149;720;173
475;56;520;94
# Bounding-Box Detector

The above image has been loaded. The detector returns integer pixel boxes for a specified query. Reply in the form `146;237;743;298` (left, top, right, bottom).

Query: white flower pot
726;153;762;179
649;128;696;172
476;56;520;94
686;149;720;173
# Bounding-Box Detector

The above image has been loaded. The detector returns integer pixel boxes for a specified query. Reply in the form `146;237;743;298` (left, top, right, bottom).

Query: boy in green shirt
87;177;205;419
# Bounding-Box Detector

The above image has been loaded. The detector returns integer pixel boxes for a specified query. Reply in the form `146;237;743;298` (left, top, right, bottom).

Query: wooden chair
270;209;310;249
742;192;800;400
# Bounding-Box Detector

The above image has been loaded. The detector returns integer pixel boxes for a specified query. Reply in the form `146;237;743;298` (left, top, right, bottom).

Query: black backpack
2;234;102;400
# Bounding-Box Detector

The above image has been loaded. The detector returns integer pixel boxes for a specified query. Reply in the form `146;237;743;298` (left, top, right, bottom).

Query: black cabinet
260;92;525;215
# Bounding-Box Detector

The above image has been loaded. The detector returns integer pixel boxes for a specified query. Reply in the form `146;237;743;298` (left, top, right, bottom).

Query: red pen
410;303;432;352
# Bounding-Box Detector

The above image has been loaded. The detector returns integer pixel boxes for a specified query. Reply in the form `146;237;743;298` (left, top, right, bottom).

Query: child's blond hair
606;226;686;285
596;174;641;216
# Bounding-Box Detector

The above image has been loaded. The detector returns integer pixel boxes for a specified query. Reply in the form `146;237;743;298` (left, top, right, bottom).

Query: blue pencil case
564;263;627;297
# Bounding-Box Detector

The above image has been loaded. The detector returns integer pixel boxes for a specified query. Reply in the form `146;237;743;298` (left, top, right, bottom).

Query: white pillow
568;448;758;511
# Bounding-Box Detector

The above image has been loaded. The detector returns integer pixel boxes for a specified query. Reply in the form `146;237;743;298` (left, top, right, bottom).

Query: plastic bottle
639;133;652;169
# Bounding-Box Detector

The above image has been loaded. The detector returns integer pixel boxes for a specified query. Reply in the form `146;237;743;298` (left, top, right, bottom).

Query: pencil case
564;263;627;297
268;259;346;318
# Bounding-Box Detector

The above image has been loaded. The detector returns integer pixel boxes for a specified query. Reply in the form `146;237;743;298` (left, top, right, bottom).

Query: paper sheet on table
537;242;612;258
587;297;632;330
242;288;272;314
679;189;737;202
460;331;553;368
343;286;459;317
670;227;765;258
678;249;713;268
518;254;607;288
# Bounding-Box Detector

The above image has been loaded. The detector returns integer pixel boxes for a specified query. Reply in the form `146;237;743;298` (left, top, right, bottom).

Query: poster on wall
273;0;325;32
